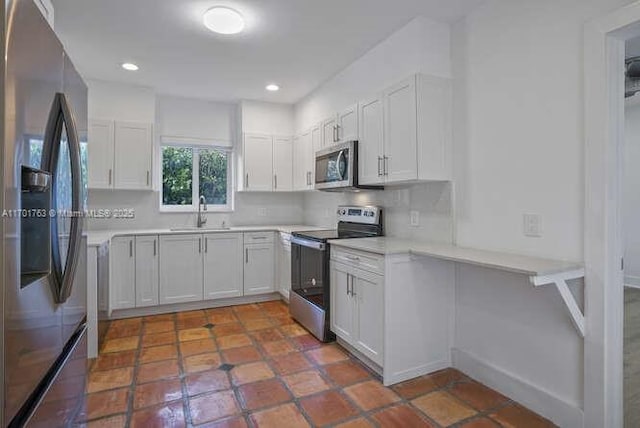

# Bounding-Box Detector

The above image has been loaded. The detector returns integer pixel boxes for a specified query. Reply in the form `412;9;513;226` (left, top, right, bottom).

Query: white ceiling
51;0;483;104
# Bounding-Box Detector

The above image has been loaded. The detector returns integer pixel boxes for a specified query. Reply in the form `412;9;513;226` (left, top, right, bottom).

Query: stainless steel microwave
314;141;382;191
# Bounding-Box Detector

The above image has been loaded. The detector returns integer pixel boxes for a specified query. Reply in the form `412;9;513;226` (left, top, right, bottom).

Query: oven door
314;141;354;190
290;237;329;310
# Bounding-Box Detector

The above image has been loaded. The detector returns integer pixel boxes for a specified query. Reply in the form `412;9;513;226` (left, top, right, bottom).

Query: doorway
624;38;640;426
585;4;640;427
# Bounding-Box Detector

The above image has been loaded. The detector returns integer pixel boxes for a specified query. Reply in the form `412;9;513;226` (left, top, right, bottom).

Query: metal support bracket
530;268;585;337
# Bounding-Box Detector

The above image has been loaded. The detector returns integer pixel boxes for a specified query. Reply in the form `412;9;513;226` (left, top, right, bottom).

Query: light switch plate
523;213;542;237
410;210;420;227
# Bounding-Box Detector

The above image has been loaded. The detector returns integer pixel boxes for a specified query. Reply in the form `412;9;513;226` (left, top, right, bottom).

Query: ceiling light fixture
203;7;245;34
265;84;280;92
121;62;139;71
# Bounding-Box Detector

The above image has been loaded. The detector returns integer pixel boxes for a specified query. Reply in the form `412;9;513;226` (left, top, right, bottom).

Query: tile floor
78;301;555;427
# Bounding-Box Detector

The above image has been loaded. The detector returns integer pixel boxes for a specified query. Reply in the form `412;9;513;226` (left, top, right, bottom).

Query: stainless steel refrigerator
1;0;88;426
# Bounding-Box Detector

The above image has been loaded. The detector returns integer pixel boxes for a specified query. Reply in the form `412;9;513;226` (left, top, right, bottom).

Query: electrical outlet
258;207;267;217
523;213;542;237
410;210;420;227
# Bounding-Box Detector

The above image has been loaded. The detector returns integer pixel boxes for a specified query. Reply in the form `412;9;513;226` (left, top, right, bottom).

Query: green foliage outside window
199;149;228;205
162;146;193;205
162;145;229;207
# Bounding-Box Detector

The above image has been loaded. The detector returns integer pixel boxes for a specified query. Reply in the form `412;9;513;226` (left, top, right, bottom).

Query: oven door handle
291;236;326;251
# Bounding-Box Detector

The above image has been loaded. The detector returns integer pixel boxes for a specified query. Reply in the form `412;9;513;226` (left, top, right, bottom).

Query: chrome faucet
197;195;207;228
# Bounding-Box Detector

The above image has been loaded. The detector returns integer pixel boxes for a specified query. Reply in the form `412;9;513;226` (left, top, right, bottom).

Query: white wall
240;100;294;136
294;16;451;133
157;95;235;145
87;79;155;122
450;0;633;426
625;99;640;286
303;184;453;244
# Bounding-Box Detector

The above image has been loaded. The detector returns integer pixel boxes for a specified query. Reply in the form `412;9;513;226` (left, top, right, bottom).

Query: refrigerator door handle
41;93;83;304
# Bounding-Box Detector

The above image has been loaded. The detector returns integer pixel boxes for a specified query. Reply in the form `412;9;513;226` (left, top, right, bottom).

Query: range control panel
336;205;382;225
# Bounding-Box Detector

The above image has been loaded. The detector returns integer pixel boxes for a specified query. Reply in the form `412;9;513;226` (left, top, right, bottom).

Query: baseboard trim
452;348;584;428
384;360;450;387
108;293;282;319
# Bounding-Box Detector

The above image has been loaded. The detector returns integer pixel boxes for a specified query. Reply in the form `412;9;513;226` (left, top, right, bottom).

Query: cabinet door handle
377;156;382;177
129;240;133;257
245;173;249;188
245;248;249;263
198;238;202;253
336;124;340;142
252;236;267;240
108;169;112;186
205;238;208;253
153;239;156;256
351;278;357;298
346;274;350;296
146;170;150;186
346;255;360;261
274;174;278;189
384;156;389;176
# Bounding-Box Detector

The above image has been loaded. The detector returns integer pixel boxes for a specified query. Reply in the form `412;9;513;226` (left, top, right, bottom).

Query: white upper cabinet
88;119;114;189
311;123;323;154
293;130;314;191
135;235;159;307
337;104;359;143
159;234;204;304
272;136;293;191
417;75;453;181
322;116;337;148
356;73;452;186
204;233;243;299
243;133;273;192
88;119;153;190
321;104;359;148
114;121;153;190
384;77;418;182
358;95;385;185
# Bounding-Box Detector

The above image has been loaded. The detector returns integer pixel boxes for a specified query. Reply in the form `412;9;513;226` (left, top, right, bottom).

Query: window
161;144;233;212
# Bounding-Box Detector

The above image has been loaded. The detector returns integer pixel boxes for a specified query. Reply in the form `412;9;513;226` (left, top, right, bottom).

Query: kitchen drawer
244;231;274;244
331;247;384;275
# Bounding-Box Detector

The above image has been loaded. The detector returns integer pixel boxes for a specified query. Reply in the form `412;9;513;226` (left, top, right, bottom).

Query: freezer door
3;0;66;423
22;326;88;428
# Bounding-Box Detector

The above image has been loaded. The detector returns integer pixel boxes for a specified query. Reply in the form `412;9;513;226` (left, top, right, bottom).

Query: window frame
159;142;234;213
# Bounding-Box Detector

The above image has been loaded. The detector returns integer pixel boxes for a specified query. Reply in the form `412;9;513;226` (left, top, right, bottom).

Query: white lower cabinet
244;240;275;296
330;246;454;386
204;233;244;299
330;261;383;366
353;268;384;364
276;233;292;299
135;235;159;307
159;234;204;304
330;262;356;341
110;236;135;310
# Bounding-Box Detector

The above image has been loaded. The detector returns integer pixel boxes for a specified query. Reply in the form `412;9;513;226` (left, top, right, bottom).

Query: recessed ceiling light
266;84;280;92
203;7;245;34
121;62;139;71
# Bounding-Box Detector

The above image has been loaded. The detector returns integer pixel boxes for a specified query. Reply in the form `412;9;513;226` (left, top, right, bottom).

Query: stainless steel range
290;206;383;341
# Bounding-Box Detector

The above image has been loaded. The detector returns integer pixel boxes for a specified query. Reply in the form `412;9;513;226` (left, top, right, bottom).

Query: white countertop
328;237;582;277
86;225;329;247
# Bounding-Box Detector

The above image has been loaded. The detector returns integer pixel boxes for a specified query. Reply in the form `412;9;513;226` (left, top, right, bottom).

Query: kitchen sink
169;227;232;232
